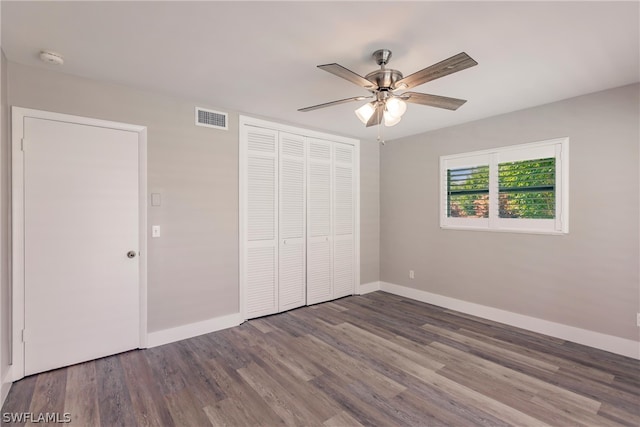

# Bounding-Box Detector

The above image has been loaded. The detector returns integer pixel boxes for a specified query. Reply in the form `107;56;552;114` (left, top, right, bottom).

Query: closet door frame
239;116;360;321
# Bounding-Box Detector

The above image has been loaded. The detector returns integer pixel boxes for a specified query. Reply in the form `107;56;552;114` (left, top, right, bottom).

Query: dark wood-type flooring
2;291;639;426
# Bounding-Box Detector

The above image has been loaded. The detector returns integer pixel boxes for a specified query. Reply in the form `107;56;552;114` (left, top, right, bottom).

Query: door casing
10;107;148;381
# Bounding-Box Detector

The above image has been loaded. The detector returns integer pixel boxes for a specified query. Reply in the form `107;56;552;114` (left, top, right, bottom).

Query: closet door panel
333;238;354;298
244;126;279;318
247;156;277;240
333;142;355;299
306;138;333;305
307;239;332;304
278;243;305;310
246;244;277;316
278;133;306;311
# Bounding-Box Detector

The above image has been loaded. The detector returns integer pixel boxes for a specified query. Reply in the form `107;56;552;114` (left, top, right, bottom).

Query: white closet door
306;138;333;305
244;126;279;318
333;142;355;298
278;133;306;311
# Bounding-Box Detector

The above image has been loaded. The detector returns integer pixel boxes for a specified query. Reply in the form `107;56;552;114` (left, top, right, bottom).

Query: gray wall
6;61;380;333
360;141;380;284
1;50;10;388
381;83;639;341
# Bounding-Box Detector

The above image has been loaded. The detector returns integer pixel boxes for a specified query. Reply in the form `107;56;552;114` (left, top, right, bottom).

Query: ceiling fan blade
298;96;372;112
403;92;467;110
394;52;478;90
366;102;384;127
318;63;377;90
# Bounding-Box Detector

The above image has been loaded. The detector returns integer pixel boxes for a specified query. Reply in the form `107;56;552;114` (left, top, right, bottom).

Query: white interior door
23;117;140;375
306;138;333;305
278;133;306;311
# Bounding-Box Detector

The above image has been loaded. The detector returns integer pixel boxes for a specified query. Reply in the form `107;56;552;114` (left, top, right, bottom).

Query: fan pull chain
377;121;386;145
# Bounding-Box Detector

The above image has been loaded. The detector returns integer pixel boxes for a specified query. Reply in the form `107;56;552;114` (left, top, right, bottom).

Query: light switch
151;193;162;207
152;225;161;238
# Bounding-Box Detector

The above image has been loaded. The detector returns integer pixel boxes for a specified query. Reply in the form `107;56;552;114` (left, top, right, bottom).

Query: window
440;138;569;234
498;157;555;219
447;165;489;218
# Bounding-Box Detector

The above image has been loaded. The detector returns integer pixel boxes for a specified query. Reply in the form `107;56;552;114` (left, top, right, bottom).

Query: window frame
440;138;569;235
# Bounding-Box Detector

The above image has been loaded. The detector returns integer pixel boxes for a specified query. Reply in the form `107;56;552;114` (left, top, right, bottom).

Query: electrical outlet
409;270;415;279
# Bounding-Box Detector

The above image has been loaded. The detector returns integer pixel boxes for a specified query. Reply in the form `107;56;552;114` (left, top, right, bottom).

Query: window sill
440;225;567;236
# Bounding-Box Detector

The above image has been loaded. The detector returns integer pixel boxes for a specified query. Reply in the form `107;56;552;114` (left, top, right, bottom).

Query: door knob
127;251;137;259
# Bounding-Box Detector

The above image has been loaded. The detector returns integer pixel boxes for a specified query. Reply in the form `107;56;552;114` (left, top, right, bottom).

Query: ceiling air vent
195;107;228;130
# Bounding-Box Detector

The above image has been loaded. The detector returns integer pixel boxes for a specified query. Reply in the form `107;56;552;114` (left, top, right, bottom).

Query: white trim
239;122;246;321
138;127;148;348
357;281;381;295
239;115;359;146
441;137;568;161
147;313;243;348
380;282;640;360
353;141;361;299
11;107;148;380
1;367;12;408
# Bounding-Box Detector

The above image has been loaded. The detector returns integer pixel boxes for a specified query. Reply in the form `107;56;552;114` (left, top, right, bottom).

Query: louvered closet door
244;126;279;318
333;142;355;298
278;133;306;311
306;138;333;305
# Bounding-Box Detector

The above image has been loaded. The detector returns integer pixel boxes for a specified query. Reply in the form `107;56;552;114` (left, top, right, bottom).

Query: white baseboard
380;282;640;360
358;281;381;295
146;312;243;348
1;367;12;408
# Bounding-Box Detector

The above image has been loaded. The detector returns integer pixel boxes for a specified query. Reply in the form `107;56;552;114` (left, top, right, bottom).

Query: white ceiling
2;1;639;141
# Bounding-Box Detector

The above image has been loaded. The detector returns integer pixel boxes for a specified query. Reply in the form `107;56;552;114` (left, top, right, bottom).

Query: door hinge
20;138;25;151
21;329;27;342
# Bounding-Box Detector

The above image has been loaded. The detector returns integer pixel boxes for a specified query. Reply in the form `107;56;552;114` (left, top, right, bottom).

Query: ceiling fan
299;49;478;127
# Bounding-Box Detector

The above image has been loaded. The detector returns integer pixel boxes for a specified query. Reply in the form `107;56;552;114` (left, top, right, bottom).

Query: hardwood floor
2;291;639;426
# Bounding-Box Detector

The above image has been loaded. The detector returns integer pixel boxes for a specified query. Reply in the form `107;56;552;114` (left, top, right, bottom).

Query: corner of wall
0;47;12;408
358;281;381;295
1;366;12;407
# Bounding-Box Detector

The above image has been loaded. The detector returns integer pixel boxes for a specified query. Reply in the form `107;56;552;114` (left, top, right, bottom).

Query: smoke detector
39;51;64;65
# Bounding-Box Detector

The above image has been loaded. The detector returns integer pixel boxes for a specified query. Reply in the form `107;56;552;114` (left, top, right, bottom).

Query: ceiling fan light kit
299;48;478;130
383;110;402;127
386;97;407;117
355;98;407;127
355;102;376;124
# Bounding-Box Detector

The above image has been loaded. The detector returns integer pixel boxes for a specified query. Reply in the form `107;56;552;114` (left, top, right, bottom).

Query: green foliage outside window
447;158;555;219
499;158;555;219
447;166;489;218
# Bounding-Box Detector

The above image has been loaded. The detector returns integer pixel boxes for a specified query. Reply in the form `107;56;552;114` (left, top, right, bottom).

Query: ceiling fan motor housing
366;49;403;90
365;69;403;91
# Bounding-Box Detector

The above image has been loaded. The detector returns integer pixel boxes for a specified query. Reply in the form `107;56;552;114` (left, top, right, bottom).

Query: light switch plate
152;225;161;238
151;193;162;207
